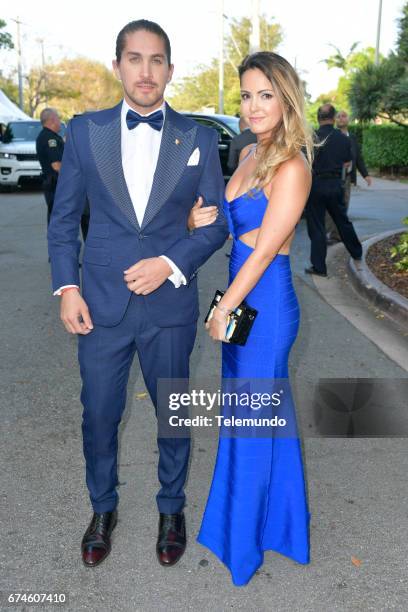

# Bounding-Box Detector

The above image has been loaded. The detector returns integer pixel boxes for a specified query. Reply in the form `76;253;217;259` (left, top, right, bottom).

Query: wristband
60;287;79;296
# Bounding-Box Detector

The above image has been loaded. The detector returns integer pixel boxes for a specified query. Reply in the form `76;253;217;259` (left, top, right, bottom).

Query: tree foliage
169;16;283;114
0;19;16;103
24;67;77;117
24;57;122;119
0;19;13;50
396;1;408;62
0;73;18;103
321;42;361;71
315;43;377;116
348;2;408;127
349;55;407;126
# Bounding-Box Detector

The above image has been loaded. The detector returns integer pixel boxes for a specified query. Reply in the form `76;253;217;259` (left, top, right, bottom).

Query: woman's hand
187;196;218;231
205;308;229;342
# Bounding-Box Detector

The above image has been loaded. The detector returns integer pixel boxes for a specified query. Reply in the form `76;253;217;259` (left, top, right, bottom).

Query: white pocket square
187;147;200;166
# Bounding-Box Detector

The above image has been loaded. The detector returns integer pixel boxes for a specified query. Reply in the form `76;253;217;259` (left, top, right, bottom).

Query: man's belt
313;171;342;179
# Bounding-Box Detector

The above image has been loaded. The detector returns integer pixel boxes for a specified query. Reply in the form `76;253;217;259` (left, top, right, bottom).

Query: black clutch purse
204;290;258;346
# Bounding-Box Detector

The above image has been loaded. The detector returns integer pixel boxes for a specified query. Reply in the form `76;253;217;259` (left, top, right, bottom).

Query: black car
182;113;240;181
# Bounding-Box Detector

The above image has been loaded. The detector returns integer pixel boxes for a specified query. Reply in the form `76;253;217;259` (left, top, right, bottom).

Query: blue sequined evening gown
197;188;311;586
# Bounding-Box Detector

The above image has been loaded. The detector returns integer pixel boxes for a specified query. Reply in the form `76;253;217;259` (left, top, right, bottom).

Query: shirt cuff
53;284;79;296
159;256;187;288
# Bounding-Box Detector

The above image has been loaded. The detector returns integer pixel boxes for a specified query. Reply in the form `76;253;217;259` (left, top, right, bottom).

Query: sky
1;0;406;101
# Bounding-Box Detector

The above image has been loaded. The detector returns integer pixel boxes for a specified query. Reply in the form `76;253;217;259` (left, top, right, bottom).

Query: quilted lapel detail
88;112;140;231
141;116;197;230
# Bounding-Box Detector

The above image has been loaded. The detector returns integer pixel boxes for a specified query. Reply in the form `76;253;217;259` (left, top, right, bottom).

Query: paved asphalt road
0;177;407;612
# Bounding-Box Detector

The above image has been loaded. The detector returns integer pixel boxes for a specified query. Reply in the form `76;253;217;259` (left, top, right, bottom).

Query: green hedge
348;124;363;148
360;124;408;168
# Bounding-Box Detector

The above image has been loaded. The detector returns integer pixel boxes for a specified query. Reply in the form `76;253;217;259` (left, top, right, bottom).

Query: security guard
305;104;362;277
325;109;372;243
36;108;64;226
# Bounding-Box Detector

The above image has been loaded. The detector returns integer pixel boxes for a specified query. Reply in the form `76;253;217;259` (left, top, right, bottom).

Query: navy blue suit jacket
47;101;229;327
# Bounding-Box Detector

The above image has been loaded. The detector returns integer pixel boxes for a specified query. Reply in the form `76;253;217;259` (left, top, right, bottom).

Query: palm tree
321;42;360;71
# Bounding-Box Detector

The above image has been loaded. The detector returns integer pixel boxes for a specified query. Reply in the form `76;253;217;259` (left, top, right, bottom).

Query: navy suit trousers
78;291;197;514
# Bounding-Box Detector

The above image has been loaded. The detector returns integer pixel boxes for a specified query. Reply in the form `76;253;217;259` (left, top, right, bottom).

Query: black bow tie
126;108;164;131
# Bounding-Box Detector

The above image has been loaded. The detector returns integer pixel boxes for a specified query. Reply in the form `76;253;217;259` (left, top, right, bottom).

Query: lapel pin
175;138;180;145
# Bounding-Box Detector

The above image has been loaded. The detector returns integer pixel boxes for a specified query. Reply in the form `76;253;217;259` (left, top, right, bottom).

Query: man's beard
125;87;164;111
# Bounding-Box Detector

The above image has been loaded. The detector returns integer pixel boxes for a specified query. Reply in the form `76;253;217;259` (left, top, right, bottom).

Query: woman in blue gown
189;52;315;586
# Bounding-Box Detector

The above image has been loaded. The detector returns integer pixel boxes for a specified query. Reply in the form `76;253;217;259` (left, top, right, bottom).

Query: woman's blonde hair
238;51;315;188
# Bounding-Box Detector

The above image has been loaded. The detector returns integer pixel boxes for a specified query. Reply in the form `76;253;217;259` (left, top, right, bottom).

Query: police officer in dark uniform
305;104;362;277
36;108;65;226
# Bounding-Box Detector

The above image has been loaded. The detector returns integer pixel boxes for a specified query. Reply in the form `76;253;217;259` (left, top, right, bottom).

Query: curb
347;229;408;328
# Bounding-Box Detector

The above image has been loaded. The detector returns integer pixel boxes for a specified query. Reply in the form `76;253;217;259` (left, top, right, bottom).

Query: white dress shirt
121;99;186;287
53;98;186;295
121;99;163;226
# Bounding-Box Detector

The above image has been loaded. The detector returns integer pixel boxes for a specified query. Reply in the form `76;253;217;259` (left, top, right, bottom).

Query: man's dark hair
116;20;171;64
317;104;336;121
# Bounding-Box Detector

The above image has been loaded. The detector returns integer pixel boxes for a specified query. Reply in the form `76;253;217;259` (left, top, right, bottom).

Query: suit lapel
88;101;197;232
88;103;140;231
141;104;197;230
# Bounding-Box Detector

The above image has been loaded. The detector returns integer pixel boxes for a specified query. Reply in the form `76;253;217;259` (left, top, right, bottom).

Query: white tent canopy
0;90;32;124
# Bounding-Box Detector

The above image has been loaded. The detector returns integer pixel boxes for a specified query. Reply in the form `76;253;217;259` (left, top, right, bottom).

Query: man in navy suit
47;19;228;568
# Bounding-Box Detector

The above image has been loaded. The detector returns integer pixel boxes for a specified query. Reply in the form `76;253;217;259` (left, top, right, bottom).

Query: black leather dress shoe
304;266;327;277
81;510;118;567
156;512;186;567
